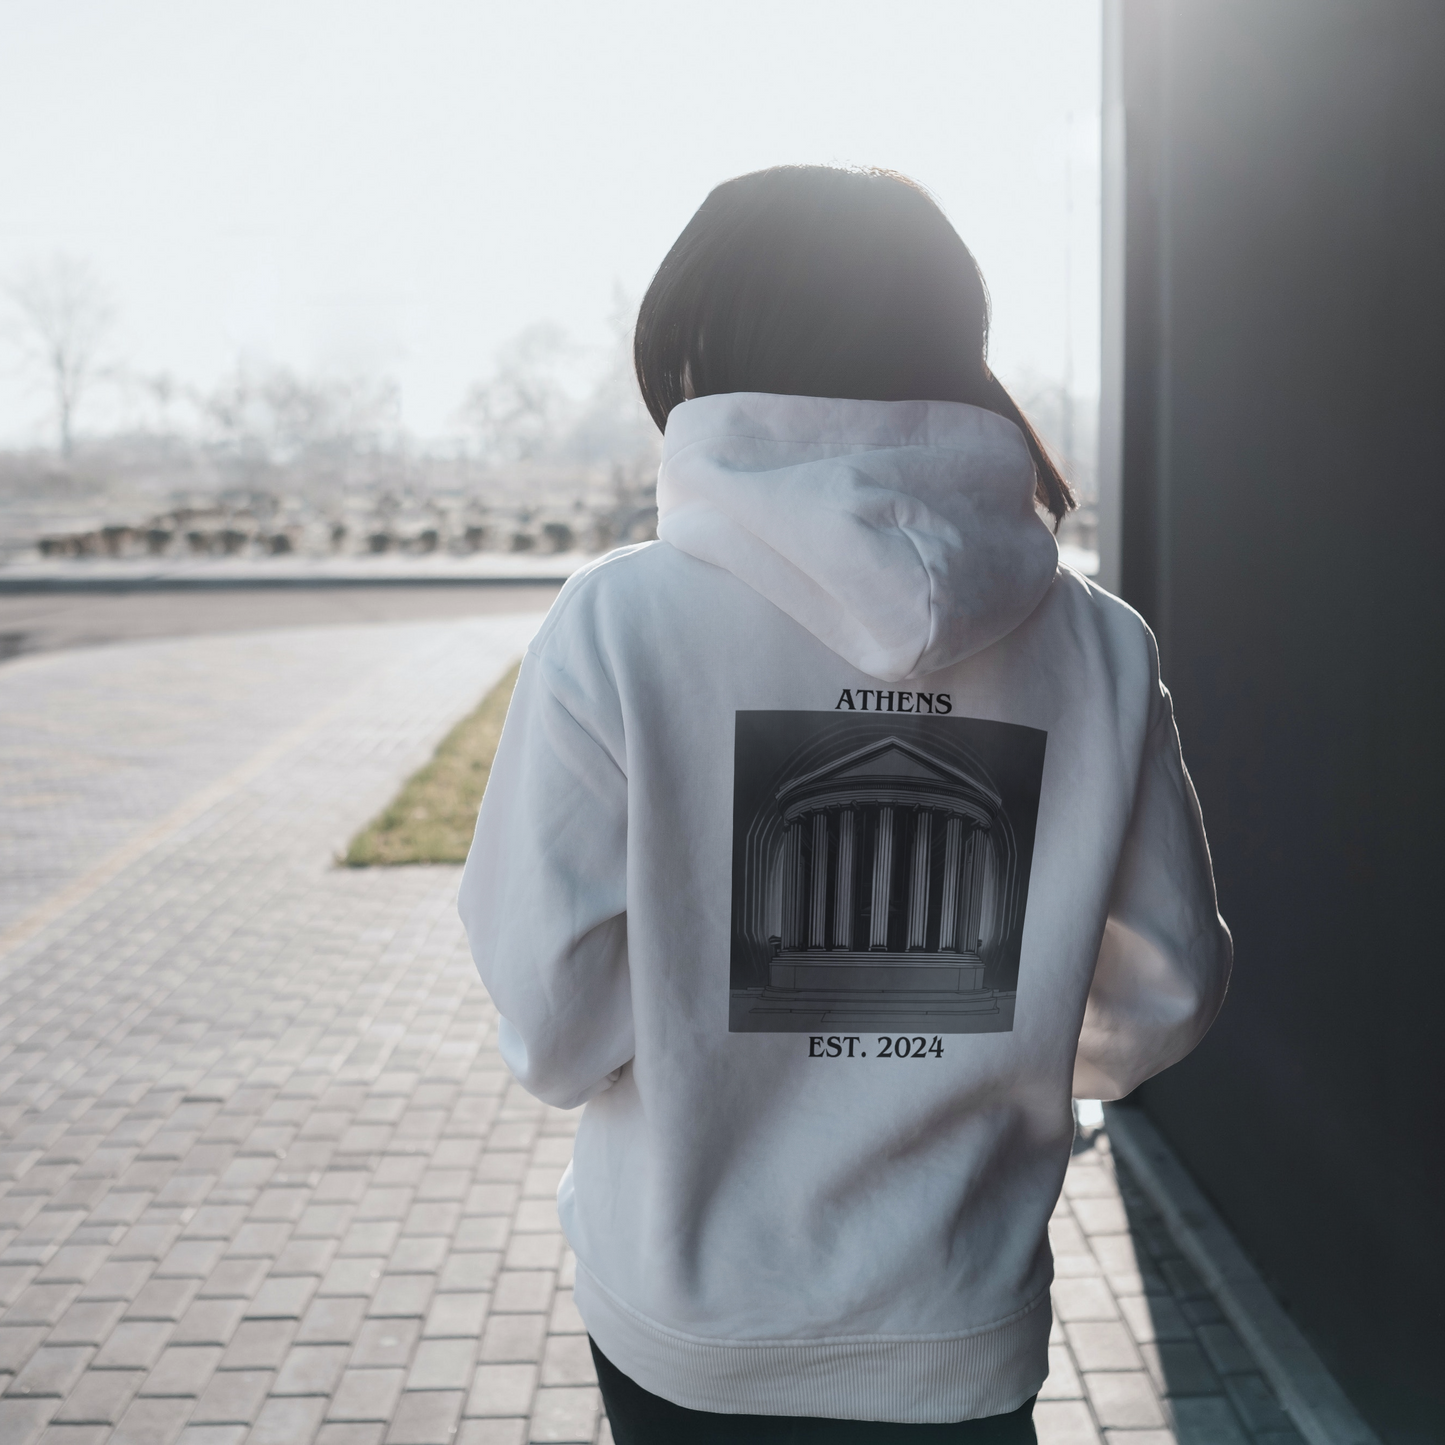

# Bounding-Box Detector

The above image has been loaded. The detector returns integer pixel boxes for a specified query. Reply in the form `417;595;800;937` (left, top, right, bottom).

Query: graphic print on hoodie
730;709;1045;1033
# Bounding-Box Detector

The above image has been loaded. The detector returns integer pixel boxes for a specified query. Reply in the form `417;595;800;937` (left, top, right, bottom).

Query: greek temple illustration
731;720;1037;1031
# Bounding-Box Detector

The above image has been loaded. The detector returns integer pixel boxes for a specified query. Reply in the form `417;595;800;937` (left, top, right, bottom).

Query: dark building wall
1115;3;1445;1438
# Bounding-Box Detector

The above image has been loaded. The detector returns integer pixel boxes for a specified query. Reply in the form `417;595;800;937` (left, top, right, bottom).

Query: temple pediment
786;735;984;794
777;735;1002;824
835;744;950;783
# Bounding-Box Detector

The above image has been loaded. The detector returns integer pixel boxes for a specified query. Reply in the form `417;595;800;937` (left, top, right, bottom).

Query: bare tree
460;323;572;465
3;254;117;457
200;361;402;496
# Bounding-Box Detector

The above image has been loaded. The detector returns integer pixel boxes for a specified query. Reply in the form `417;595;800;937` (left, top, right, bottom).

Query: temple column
808;812;829;949
869;806;894;949
833;808;855;950
906;809;932;949
961;828;987;954
937;814;966;950
782;821;805;950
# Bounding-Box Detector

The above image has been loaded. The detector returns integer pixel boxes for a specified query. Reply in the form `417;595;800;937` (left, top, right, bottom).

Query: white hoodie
459;392;1231;1423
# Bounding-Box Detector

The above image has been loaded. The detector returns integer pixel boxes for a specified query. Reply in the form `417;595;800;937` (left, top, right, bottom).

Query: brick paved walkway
0;619;1300;1444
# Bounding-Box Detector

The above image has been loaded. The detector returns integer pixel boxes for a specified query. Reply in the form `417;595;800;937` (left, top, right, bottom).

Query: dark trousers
590;1339;1039;1445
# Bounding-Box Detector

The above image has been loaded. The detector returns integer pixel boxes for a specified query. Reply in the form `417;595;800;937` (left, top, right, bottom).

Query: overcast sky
0;0;1101;445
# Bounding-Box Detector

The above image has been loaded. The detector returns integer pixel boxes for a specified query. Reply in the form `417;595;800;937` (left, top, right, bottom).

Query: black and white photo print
729;708;1047;1034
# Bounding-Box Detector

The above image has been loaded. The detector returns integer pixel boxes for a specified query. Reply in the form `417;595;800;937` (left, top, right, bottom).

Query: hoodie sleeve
458;649;633;1110
1073;677;1233;1101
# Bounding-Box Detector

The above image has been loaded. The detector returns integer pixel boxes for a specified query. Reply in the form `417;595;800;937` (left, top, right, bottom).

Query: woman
460;165;1231;1442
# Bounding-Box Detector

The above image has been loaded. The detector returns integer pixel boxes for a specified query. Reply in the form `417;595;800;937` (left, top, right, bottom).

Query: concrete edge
0;574;572;594
1103;1104;1382;1445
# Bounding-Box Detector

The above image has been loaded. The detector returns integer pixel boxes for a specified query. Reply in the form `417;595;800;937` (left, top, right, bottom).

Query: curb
1104;1105;1382;1445
0;572;572;594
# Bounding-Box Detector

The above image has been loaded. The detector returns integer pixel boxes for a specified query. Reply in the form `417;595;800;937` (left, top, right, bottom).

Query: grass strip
343;658;521;866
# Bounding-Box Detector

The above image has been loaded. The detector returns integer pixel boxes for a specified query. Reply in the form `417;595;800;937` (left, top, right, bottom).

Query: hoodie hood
655;392;1059;682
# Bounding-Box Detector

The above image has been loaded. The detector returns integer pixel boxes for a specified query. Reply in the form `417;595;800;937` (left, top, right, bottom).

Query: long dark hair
634;165;1075;527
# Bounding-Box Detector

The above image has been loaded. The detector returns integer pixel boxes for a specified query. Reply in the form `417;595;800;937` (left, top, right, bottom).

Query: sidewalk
0;619;1296;1444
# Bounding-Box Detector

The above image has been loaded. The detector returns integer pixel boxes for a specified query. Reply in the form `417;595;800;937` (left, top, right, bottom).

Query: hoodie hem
573;1262;1052;1423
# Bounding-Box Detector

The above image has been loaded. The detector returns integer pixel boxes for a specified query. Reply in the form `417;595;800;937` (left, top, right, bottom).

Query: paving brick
1070;1197;1131;1236
157;1241;227;1279
1029;1399;1100;1444
389;1238;448;1274
357;1190;414;1223
170;1297;248;1347
1037;1343;1083;1400
455;1421;529;1445
539;1333;595;1387
220;1320;297;1371
93;1320;173;1370
425;1292;490;1340
35;1247;109;1285
320;1258;385;1298
273;1237;339;1276
297;1295;370;1345
403;1203;461;1238
465;1187;519;1217
466;1363;537;1417
0;1264;42;1307
386;1389;466;1444
369;1275;436;1319
49;1300;127;1348
1082;1369;1167;1429
1138;1338;1221;1397
8;1283;83;1326
479;1314;548;1364
318;1425;388;1445
328;1368;406;1422
125;1277;200;1322
417;1171;472;1202
228;1222;291;1257
491;1271;552;1313
351;1319;423;1369
190;1369;272;1425
0;1397;60;1445
0;1324;49;1373
1117;1292;1192;1345
1166;1395;1251;1443
1064;1320;1142;1371
342;1223;402;1258
51;1368;145;1424
245;1274;318;1320
273;1342;349;1395
545;1290;584;1337
198;1258;269;1298
249;1395;328;1444
36;1425;113;1445
9;1344;94;1397
407;1337;477;1390
1050;1276;1119;1322
140;1345;223;1397
502;1234;563;1272
454;1218;509;1252
529;1385;599;1443
440;1253;501;1294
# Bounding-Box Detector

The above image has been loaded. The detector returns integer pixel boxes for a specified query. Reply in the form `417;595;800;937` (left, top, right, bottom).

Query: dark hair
635;165;1075;526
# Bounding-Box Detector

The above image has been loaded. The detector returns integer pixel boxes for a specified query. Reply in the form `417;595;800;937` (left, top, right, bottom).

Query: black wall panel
1117;3;1445;1437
